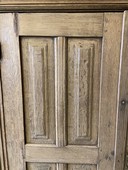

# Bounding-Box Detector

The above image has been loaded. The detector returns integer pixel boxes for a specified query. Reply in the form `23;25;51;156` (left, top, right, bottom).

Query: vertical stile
55;37;67;170
55;37;66;147
114;11;128;170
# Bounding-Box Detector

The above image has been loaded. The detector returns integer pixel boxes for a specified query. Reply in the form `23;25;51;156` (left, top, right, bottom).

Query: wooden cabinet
0;2;128;170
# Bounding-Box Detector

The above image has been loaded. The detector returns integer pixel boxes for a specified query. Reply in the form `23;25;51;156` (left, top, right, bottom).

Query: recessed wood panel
68;164;97;170
27;163;56;170
68;38;101;145
21;37;55;144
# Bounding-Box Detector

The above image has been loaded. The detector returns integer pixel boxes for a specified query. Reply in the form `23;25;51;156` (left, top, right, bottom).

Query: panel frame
0;13;25;170
18;13;104;37
98;13;123;170
25;144;98;164
114;11;128;170
0;67;9;170
55;37;66;147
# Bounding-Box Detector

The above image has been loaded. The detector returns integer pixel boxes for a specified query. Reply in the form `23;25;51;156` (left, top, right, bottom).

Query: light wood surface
115;11;128;170
0;13;25;170
21;37;56;145
0;11;127;170
54;37;66;147
67;38;101;145
18;13;103;37
25;145;98;164
0;66;8;170
98;13;123;170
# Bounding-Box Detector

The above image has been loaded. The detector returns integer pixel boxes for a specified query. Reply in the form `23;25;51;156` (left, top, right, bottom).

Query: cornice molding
0;1;128;11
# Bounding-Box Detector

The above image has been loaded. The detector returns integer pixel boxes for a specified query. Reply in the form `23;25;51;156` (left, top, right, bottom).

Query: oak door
0;12;128;170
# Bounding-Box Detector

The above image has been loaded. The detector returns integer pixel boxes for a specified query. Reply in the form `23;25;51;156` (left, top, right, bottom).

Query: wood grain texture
55;37;66;147
21;37;55;145
68;38;101;145
114;11;128;170
98;13;123;170
125;156;128;170
27;163;56;170
68;164;97;170
0;13;25;170
25;145;98;164
26;163;96;170
0;67;8;170
0;11;126;170
125;132;128;169
18;13;103;37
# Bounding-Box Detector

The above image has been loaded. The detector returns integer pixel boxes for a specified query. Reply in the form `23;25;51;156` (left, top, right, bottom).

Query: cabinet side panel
98;13;123;170
115;11;128;170
0;13;24;170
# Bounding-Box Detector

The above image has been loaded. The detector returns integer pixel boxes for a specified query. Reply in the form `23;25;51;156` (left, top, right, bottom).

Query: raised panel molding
75;45;94;140
27;163;56;170
21;38;55;144
29;42;48;139
68;38;101;145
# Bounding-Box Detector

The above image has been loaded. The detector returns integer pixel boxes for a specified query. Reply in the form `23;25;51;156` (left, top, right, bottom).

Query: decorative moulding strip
0;1;128;11
1;0;128;4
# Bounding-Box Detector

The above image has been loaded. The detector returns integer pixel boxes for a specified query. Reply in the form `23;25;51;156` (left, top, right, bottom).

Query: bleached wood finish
27;163;56;170
98;13;123;170
115;11;128;170
26;163;97;170
0;11;127;170
68;164;97;170
18;13;103;37
21;37;56;145
55;37;66;147
0;67;8;170
0;14;25;170
25;145;98;164
68;38;101;145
